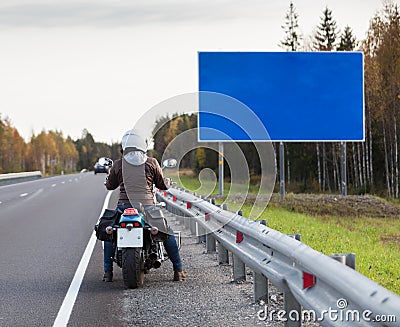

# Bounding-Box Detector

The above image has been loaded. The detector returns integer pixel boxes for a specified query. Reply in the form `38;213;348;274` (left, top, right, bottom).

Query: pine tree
280;1;302;51
312;7;339;191
74;129;97;171
314;6;338;51
337;25;358;51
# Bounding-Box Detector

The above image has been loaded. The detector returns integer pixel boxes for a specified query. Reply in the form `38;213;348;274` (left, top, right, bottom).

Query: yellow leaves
0;116;80;174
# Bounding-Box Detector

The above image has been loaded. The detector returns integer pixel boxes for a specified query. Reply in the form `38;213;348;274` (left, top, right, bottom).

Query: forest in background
0;1;399;198
0;122;120;175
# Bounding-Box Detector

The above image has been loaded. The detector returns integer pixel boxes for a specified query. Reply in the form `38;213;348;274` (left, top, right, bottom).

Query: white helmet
121;129;148;152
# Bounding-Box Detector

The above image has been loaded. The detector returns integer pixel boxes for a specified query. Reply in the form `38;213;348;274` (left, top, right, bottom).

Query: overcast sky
0;0;394;144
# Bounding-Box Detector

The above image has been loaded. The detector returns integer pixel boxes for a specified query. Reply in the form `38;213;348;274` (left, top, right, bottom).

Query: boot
173;270;186;281
103;270;113;282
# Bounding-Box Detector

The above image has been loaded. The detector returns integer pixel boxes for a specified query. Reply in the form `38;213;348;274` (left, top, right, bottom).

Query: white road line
20;193;28;197
52;191;112;327
52;184;57;187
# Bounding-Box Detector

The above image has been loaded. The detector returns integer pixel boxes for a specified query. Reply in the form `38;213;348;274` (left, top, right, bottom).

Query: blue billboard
198;52;364;142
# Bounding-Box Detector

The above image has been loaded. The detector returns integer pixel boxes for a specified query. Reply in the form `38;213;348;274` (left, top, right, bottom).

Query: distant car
94;157;113;174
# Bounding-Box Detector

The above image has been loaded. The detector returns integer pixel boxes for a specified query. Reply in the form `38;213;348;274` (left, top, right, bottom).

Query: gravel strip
120;210;321;327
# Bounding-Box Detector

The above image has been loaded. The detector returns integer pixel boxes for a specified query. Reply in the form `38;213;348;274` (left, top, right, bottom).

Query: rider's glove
164;177;171;187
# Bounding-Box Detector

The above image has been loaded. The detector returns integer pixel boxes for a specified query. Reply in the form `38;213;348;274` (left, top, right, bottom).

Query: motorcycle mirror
162;158;177;169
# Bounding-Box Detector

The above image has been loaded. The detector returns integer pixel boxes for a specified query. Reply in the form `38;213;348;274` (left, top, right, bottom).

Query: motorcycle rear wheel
122;248;145;289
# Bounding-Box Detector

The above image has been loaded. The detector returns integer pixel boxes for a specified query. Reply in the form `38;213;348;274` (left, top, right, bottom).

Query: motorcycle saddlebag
145;207;170;240
94;209;119;242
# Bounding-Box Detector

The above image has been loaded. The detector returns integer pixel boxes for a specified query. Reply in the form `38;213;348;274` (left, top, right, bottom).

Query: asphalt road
0;173;112;327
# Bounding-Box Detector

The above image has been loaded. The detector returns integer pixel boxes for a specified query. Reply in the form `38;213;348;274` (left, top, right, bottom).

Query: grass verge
240;204;400;295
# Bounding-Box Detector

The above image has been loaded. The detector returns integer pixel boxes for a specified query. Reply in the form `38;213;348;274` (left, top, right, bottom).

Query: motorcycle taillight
123;208;138;216
120;222;126;228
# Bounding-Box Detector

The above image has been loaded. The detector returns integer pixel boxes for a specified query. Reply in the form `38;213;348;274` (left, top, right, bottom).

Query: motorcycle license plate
117;228;143;247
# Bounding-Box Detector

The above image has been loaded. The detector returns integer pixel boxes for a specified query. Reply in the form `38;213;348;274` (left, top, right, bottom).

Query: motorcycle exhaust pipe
148;252;157;261
144;252;161;269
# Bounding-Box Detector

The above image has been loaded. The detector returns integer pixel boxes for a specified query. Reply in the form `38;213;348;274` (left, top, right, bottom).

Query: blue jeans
103;205;182;272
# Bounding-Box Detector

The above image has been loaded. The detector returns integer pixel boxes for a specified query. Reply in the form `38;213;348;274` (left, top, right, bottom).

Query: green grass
174;174;217;193
173;172;261;195
239;205;400;295
173;173;400;295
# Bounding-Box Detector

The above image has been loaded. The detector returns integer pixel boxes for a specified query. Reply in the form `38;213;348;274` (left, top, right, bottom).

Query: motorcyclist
103;129;186;283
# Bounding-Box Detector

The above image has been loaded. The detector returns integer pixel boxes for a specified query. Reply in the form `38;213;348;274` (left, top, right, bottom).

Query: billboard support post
280;142;285;197
219;142;224;196
341;142;347;196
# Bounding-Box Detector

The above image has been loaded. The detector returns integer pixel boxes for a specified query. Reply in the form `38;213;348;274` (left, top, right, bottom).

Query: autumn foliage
0;122;119;176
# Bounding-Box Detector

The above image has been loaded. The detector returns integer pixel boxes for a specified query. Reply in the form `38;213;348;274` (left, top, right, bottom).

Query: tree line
0;120;120;175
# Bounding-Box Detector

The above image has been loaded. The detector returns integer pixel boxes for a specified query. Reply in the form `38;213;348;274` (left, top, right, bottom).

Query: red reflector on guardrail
187;202;192;209
205;213;210;221
236;231;244;243
303;272;316;289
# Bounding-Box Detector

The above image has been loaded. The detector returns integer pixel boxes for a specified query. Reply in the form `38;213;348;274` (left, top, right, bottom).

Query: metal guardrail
0;171;42;186
157;187;400;327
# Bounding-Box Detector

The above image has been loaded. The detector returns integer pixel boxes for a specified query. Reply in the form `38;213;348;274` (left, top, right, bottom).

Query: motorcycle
95;158;179;289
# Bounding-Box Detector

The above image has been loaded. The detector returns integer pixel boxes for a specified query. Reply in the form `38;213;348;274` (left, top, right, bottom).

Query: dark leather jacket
105;156;169;206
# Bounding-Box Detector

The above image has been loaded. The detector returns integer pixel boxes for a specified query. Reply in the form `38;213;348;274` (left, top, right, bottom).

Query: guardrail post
287;234;301;241
345;253;356;270
171;206;183;224
197;223;206;243
253;272;268;303
168;204;175;216
232;254;246;281
206;233;216;253
189;217;196;236
176;210;184;224
216;203;228;210
182;210;188;224
330;253;356;270
184;214;191;229
217;241;229;265
284;291;301;327
285;231;302;326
